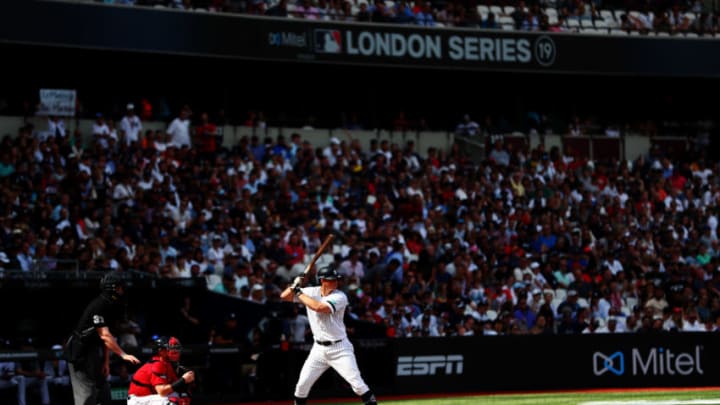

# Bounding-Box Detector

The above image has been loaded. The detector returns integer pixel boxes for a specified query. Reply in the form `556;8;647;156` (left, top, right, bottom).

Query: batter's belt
315;339;342;346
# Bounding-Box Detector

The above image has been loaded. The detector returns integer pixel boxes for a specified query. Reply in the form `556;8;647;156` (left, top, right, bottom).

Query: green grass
321;389;720;405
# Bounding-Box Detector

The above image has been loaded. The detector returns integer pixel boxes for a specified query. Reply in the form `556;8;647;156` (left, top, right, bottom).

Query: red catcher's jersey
128;356;179;396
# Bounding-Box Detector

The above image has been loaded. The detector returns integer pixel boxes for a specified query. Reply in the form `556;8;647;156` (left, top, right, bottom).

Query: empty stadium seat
551;297;563;310
599;9;615;22
545;8;558;24
497;15;514;25
566;17;580;28
594;19;608;29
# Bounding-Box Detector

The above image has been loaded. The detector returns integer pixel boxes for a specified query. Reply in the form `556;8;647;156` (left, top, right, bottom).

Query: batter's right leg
360;390;378;405
294;348;330;400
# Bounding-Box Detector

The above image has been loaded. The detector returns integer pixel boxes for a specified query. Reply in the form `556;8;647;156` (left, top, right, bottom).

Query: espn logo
314;29;342;54
396;355;464;376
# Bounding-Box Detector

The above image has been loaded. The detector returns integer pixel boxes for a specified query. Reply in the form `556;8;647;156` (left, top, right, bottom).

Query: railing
0;114;693;167
456;132;691;164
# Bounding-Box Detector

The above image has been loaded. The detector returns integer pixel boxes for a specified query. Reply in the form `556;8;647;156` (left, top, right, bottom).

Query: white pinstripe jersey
298;286;348;342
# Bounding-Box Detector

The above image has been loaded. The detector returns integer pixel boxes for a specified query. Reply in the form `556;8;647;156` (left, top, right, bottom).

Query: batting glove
293;285;303;297
291;276;304;289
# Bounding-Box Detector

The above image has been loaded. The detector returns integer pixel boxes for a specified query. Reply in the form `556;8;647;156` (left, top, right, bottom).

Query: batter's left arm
292;289;332;314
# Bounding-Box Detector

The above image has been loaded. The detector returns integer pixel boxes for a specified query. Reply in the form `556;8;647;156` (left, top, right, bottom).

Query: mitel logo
396;355;463;376
593;351;624;376
593;346;704;377
268;32;307;47
314;29;342;53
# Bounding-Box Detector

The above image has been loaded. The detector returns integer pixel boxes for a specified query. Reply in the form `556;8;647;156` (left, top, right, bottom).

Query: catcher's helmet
154;336;182;353
154;336;169;353
100;271;125;294
317;265;342;281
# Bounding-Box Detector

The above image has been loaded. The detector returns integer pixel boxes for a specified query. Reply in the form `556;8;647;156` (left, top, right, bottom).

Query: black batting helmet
317;265;342;281
100;271;125;294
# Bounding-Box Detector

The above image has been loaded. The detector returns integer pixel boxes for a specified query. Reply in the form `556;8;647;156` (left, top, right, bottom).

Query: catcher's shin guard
361;390;377;405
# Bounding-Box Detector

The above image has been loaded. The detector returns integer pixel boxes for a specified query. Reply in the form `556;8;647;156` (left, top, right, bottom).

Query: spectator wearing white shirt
158;235;179;266
595;315;626;333
166;105;192;149
92;113;111;150
206;236;226;271
321;137;341;167
603;254;624;276
455;114;480;136
44;344;70;392
0;360;30;405
119;103;143;147
112;174;135;209
47;116;66;139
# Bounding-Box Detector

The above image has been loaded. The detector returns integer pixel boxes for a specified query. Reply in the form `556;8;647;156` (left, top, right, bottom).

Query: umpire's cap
317;264;342;281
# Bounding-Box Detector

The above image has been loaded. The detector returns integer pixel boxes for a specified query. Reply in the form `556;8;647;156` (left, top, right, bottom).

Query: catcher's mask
155;336;183;362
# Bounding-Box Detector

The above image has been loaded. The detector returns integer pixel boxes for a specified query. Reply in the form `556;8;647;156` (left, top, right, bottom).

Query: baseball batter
281;265;378;405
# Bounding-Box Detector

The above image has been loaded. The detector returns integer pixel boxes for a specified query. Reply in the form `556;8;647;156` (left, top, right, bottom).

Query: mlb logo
314;29;342;54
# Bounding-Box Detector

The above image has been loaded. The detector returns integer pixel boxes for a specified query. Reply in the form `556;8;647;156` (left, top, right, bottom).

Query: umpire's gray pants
68;363;111;405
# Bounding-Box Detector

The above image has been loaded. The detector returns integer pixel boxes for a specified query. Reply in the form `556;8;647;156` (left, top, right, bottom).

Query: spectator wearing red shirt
195;112;218;162
283;231;305;267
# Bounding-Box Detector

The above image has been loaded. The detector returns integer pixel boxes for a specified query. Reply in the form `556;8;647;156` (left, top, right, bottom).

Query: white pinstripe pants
294;338;369;398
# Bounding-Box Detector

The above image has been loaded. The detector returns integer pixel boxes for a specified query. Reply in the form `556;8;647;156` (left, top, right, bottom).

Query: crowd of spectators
87;0;720;36
1;100;720;402
1;102;720;343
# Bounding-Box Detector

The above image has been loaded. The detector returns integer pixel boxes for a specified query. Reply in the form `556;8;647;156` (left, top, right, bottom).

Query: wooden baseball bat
303;234;335;277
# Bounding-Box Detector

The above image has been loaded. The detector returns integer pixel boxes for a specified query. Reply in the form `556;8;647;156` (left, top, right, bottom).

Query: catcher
127;336;195;405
